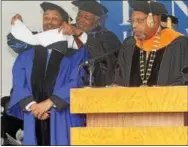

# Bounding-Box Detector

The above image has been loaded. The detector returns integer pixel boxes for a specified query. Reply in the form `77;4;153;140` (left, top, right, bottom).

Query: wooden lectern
70;86;188;145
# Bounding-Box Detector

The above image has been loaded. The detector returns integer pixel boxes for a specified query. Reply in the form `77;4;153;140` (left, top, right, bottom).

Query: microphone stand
88;60;95;87
78;48;120;87
182;66;188;85
78;36;136;87
77;60;95;87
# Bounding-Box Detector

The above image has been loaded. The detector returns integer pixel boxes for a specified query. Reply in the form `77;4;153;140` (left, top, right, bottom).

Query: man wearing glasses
114;0;188;87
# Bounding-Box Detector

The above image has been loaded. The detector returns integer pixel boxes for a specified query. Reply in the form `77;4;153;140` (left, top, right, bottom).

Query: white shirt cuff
25;101;36;111
25;101;56;111
79;32;88;44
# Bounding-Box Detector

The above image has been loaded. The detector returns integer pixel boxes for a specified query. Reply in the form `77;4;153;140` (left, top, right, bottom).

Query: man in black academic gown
50;1;122;87
114;0;188;87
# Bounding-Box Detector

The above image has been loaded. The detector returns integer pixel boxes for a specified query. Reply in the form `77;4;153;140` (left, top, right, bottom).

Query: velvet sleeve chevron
7;32;37;54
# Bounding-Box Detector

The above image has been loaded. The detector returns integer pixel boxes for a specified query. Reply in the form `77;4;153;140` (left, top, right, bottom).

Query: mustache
133;30;144;34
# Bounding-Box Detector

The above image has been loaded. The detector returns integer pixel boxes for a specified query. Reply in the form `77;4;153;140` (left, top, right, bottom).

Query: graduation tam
72;0;108;17
129;0;168;15
40;2;73;23
129;0;168;28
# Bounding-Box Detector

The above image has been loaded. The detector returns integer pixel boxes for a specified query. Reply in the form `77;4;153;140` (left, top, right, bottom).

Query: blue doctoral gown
8;46;88;145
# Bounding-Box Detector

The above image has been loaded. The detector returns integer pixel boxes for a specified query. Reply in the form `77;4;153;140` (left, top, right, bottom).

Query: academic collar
136;28;183;51
45;42;78;57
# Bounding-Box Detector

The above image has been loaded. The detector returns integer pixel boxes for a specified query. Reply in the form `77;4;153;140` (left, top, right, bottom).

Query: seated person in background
161;14;179;30
1;94;23;145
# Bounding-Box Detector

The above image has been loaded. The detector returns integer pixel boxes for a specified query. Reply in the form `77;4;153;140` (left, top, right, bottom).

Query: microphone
79;47;119;68
78;36;136;87
182;66;188;85
79;36;136;67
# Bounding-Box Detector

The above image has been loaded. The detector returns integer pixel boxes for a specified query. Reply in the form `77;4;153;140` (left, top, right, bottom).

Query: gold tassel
167;16;172;29
147;13;154;28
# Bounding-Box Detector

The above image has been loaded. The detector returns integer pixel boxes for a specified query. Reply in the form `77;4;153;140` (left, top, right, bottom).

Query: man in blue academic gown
8;2;88;145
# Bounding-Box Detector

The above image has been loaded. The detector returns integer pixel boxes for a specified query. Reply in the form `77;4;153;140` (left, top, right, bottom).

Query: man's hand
40;112;50;120
30;99;53;120
11;14;23;25
58;22;83;36
110;84;124;87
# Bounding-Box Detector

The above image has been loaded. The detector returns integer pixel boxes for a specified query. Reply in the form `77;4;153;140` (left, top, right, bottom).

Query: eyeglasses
127;16;148;25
